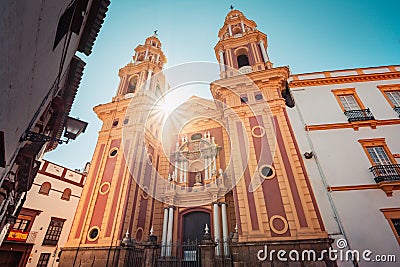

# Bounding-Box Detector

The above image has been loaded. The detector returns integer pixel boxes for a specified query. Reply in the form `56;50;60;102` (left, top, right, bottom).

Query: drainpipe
294;102;357;267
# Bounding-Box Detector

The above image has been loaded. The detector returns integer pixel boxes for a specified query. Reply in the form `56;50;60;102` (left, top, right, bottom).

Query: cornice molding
290;72;400;87
328;181;400;197
305;118;400;131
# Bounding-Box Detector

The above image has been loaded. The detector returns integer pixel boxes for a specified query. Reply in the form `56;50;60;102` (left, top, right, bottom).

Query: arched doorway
182;211;210;242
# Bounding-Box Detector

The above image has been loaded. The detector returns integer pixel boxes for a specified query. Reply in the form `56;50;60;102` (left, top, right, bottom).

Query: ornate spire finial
230;5;234;10
150;226;154;235
153;30;158;36
122;230;131;246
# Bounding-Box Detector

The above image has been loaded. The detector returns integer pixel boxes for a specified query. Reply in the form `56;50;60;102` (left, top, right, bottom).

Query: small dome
145;35;161;48
225;9;245;21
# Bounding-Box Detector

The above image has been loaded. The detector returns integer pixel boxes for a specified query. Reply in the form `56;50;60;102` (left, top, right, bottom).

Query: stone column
144;48;149;60
166;206;174;256
212;156;217;177
259;40;269;63
204;157;209;180
228;25;232;36
183;160;187;183
240;21;245;33
209;158;213;180
219;50;226;72
117;76;127;95
179;160;184;183
174;155;178;182
145;69;153;90
221;203;229;256
213;203;221;256
161;208;169;257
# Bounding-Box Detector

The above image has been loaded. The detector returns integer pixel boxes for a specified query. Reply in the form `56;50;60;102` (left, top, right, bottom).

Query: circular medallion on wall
109;148;118;158
135;227;144;243
259;164;275;179
99;182;111;195
87;226;100;241
269;215;288;235
251;125;265;138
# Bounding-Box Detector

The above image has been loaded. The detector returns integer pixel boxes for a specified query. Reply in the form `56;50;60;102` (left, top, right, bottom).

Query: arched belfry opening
127;76;138;94
237;55;250;68
236;48;250;68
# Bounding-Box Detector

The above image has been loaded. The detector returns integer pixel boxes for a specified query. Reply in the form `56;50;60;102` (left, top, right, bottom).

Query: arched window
39;182;51;195
232;27;241;35
237;54;250;68
127;77;138;94
61;188;72;201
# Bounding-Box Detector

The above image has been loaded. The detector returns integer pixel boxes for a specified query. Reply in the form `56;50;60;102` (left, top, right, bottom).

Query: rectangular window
381;208;400;246
12;218;31;232
338;95;361;111
42;218;65;246
366;146;392;165
359;139;400;182
386;91;400;107
332;88;375;122
37;253;51;267
359;139;395;166
378;84;400;108
332;88;365;111
391;218;400;237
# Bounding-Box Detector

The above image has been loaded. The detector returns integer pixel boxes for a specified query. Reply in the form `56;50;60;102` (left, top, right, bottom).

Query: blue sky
45;0;400;170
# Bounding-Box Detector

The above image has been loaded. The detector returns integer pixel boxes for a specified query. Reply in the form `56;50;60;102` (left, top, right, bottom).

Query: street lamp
21;116;88;144
63;116;88;141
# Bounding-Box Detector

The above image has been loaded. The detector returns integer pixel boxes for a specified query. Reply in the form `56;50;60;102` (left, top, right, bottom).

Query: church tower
60;9;334;267
210;9;333;264
60;34;168;265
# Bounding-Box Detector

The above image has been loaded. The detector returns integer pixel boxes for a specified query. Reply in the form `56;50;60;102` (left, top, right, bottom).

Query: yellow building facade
60;9;334;266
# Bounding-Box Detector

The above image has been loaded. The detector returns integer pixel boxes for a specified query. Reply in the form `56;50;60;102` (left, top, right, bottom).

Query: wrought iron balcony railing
344;108;375;122
394;106;400;117
370;164;400;183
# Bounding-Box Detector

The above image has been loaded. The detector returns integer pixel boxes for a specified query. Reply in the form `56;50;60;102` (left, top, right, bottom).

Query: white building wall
23;161;84;267
0;0;93;178
287;69;400;267
291;79;400;125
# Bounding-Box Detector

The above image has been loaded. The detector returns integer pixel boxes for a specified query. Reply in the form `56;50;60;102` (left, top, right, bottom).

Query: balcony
370;164;400;183
344;108;375;122
394;106;400;117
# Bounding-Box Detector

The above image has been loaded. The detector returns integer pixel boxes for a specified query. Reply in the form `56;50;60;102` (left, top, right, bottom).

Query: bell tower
60;34;167;266
211;9;333;264
215;9;273;79
115;34;167;98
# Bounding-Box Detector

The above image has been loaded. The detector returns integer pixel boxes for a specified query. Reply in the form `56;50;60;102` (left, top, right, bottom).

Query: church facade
59;9;339;266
